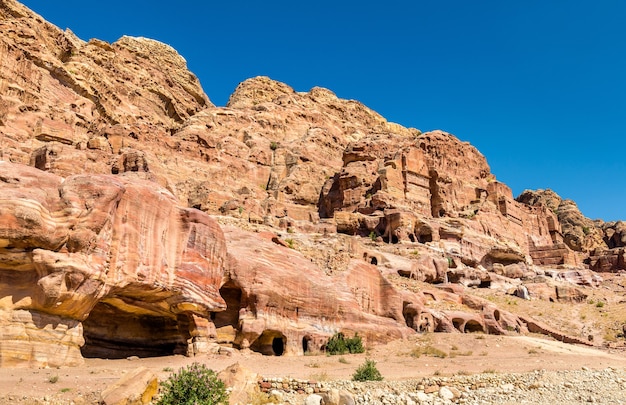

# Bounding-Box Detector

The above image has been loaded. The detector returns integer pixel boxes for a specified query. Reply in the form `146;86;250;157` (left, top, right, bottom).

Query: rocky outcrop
222;226;414;355
319;130;569;269
0;162;226;366
0;0;622;368
100;367;158;405
517;189;605;253
0;0;209;146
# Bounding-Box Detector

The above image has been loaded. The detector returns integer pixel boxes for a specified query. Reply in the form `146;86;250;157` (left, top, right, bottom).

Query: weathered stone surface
100;367;158;405
0;162;227;366
517;189;605;253
0;0;623;369
223;226;414;354
588;247;626;272
217;363;259;405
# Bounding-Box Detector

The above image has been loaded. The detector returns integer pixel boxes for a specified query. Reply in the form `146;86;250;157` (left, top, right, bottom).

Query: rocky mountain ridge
0;0;624;368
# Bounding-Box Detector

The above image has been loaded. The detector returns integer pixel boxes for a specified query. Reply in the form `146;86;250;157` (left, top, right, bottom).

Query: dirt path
0;333;624;404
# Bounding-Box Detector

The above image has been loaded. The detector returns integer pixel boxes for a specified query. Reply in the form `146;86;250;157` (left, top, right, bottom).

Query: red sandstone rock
0;0;621;368
222;225;414;355
0;162;226;366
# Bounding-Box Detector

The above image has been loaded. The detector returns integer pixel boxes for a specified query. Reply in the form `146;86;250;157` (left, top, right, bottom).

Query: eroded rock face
319;130;568;269
222;226;413;355
517;189;605;253
0;0;209;166
0;0;622;367
0;162;226;366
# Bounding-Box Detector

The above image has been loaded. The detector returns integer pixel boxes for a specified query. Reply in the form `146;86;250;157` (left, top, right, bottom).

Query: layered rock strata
0;0;623;367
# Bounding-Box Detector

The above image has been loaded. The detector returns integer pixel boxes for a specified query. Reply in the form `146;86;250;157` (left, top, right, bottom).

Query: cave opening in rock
81;302;189;359
370;257;378;265
417;230;433;243
402;302;418;330
272;337;284;356
215;281;242;329
250;330;287;356
213;281;243;347
464;320;484;333
302;336;311;353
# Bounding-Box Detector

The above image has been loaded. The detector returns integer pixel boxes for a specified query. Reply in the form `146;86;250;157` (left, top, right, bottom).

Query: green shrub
325;332;364;355
345;334;365;354
270;141;278;150
325;332;348;355
352;359;383;381
156;362;228;405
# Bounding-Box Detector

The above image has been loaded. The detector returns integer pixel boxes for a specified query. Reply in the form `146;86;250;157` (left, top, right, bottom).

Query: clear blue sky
21;1;626;221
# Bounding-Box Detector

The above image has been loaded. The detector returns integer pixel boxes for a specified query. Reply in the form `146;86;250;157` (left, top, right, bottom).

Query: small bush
411;345;448;358
270;141;278;150
345;334;365;354
156;362;228;405
48;375;59;384
595;301;605;308
325;332;364;355
326;332;347;355
352;359;383;382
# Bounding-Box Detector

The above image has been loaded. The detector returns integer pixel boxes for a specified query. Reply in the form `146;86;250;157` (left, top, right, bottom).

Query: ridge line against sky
19;0;626;221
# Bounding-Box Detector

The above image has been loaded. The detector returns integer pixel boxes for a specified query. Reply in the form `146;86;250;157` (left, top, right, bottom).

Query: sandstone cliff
0;0;623;367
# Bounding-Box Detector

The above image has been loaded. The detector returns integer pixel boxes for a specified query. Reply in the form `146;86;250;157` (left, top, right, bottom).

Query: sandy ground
0;332;625;404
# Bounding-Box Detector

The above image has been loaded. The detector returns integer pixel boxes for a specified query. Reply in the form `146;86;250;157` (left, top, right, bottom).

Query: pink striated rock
0;162;226;366
223;225;414;355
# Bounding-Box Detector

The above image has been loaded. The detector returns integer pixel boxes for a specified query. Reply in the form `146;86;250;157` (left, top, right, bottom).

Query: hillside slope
0;0;624;368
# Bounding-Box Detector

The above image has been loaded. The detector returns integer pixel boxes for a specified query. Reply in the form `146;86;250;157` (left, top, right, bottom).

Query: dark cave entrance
452;318;464;332
302;336;310;353
250;330;287;356
417;229;433;243
81;302;189;359
215;281;242;329
272;337;285;356
402;302;418;331
464;320;484;333
214;281;244;347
